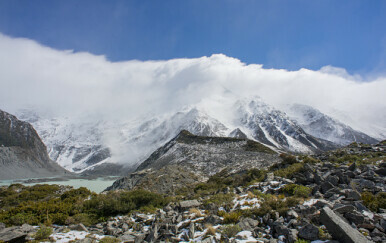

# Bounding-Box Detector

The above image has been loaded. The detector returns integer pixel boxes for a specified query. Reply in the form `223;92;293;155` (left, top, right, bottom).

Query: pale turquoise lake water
0;177;119;193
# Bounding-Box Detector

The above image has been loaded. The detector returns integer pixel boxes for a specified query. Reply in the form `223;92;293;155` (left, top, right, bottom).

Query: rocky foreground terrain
0;141;385;243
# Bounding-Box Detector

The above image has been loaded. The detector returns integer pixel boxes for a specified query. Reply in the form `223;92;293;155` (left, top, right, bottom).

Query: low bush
361;191;386;212
281;184;311;198
222;211;242;224
34;225;53;241
273;163;304;179
221;224;241;238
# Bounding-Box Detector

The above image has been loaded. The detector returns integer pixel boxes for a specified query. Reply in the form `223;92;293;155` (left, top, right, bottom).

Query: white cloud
0;33;385;138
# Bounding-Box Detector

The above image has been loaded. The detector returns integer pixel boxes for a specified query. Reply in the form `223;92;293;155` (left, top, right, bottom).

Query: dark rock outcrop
0;109;69;180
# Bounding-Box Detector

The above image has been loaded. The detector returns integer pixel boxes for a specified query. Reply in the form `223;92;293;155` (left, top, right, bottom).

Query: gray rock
188;222;195;239
145;224;159;243
118;233;136;242
288;229;298;243
274;223;290;238
0;223;5;231
334;205;356;214
348;162;356;171
179;200;201;210
238;218;259;231
375;168;386;176
0;227;27;243
342;189;361;201
70;223;88;232
298;224;319;241
265;172;275;182
380;219;386;231
326;175;339;186
321;181;335;194
320;207;373;243
287;210;299;219
345;212;365;225
205;215;222;225
134;233;146;243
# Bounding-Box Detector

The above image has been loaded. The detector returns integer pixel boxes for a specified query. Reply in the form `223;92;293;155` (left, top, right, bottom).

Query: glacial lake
0;177;120;193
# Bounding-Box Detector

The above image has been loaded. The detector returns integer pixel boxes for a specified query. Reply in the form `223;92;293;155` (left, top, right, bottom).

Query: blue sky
1;0;386;75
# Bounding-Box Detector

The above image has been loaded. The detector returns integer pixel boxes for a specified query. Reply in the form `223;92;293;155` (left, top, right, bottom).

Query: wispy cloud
0;33;385;137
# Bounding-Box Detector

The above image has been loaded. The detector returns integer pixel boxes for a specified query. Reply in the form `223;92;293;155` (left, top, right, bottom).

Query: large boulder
320;207;373;243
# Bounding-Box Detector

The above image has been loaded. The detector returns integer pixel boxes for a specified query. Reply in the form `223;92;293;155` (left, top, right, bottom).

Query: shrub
294;240;309;243
221;224;241;238
204;193;234;207
204;224;216;236
279;154;298;165
34;225;53;241
223;211;242;224
273;163;304;178
281;184;311;198
361;191;386;212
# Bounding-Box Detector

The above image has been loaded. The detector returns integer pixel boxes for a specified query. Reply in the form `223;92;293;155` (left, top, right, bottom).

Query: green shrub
204;193;234;207
223;211;242;224
361;191;386;212
34;225;53;240
273;163;304;178
247;195;300;217
221;224;242;238
281;184;311;198
294;240;309;243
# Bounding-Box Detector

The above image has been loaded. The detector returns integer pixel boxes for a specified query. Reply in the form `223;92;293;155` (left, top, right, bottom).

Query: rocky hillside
1;141;385;243
106;130;281;194
0;109;69;180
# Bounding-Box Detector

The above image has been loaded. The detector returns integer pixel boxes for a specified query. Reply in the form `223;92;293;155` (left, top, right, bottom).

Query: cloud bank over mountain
1;33;385;138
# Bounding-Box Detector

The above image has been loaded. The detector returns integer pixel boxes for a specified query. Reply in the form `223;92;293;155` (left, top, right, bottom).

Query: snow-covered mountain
284;104;379;145
16;97;379;175
233;98;337;153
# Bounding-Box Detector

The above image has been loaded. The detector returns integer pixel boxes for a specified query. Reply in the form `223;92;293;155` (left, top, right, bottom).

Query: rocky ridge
105;130;281;194
0;109;69;180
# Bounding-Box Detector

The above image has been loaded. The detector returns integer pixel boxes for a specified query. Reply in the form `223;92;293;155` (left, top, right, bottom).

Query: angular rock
205;215;222;225
334;205;356;214
188;222;195;239
179;200;201;210
298;224;319;241
321;181;335;194
345;212;365;225
320;207;373;243
70;223;88;232
238;218;259;231
0;223;5;231
326;175;339;186
0;227;27;243
343;189;361;201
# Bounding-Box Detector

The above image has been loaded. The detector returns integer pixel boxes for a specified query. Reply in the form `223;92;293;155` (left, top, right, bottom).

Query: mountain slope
0;109;69;180
233;98;337;153
106;130;280;193
285;104;379;145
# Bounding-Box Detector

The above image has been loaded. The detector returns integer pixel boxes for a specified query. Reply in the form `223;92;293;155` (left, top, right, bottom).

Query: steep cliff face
0;109;69;180
106;131;281;194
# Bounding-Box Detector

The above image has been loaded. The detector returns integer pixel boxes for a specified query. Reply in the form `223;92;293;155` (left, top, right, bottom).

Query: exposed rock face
106;130;280;193
0;109;69;180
